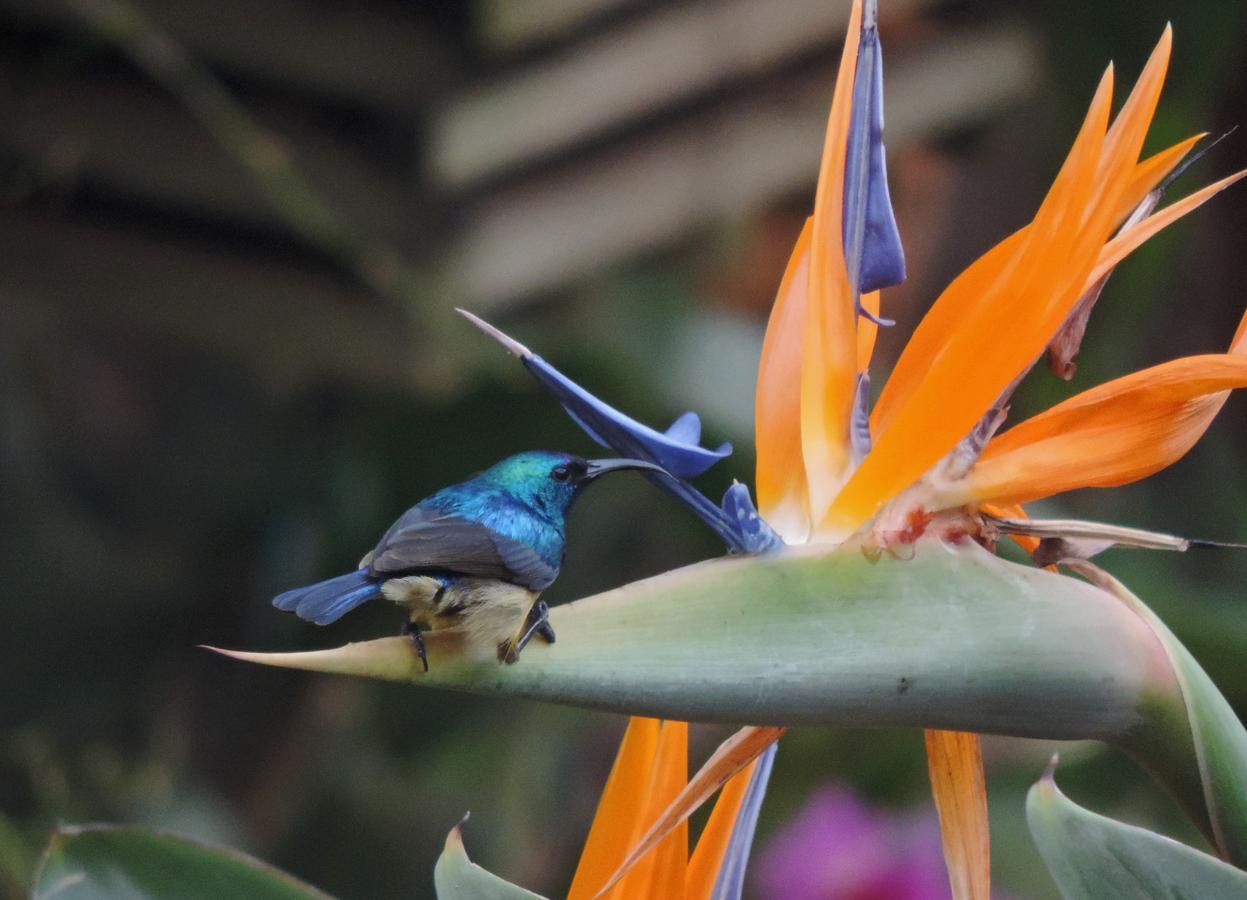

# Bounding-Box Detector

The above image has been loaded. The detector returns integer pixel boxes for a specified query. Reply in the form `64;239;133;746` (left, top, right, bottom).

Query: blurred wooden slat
0;0;452;110
476;0;637;53
454;24;1042;308
2;65;420;244
0;208;427;392
433;0;934;188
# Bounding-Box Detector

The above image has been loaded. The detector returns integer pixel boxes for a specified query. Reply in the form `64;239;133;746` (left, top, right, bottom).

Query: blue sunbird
272;450;665;669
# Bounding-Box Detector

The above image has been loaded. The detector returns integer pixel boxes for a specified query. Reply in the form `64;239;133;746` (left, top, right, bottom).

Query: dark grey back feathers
367;506;558;592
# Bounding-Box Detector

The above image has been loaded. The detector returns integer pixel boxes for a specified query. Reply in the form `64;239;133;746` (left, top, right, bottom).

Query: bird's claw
534;610;556;645
401;620;430;672
501;601;556;665
521;600;556;648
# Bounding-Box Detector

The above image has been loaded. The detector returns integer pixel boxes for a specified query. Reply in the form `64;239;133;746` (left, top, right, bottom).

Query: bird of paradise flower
458;0;1246;896
743;8;1245;895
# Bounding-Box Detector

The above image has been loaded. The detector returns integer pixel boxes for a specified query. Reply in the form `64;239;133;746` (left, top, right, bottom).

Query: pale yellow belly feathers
380;575;539;663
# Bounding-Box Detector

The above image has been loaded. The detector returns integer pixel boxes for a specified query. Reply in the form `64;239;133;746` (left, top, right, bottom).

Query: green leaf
433;820;546;899
1027;760;1247;899
31;825;331;900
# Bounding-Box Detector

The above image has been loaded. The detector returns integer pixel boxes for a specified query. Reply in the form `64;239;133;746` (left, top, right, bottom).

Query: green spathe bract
1027;763;1247;898
433;822;546;899
216;537;1247;868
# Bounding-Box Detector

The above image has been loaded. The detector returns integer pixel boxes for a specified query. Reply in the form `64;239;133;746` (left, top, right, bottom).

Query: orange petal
1233;306;1247;352
926;729;991;900
595;725;786;899
1045;134;1214;382
871;137;1197;441
685;754;767;900
1089;169;1247;284
569;717;661;900
1090;26;1171;216
756;219;813;541
801;0;864;525
857;290;882;372
829;66;1115;531
871;52;1189;446
1118;133;1204;218
870;229;1026;438
627;721;689;900
957;348;1247;508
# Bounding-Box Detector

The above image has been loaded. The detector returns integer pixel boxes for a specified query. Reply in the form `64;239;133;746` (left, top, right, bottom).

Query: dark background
1;1;1245;897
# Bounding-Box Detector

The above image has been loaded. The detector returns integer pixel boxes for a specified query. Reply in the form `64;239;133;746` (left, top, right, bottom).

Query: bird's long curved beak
584;458;670;479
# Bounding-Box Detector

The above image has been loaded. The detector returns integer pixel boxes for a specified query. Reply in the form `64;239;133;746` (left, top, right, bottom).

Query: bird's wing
367;507;557;592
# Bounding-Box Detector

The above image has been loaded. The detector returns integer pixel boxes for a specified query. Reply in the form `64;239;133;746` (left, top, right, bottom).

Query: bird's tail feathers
272;569;380;625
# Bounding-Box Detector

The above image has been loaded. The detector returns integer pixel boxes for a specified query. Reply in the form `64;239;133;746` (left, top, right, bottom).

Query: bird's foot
401;620;430;672
533;602;556;645
499;601;555;665
519;600;556;651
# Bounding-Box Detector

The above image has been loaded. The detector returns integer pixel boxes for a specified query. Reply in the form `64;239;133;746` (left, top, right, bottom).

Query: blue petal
720;482;784;553
850;371;872;462
664;411;703;445
711;741;778;900
842;0;905;296
459;309;779;555
525;354;732;480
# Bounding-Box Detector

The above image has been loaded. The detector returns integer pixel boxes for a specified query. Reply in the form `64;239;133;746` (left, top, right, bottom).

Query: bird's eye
551;465;571;482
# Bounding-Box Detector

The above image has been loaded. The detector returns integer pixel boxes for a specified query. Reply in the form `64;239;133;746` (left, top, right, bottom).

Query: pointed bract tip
456;308;532;358
201;644;247;659
201;644;315;667
444;814;471;852
1160;126;1240;192
1190;538;1247;551
1043;753;1061;783
203;637;425;680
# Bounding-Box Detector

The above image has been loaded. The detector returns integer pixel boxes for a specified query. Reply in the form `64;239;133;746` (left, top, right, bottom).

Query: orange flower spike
870;229;1026;437
568;717;661;900
870;135;1198;440
871;33;1187;444
829;67;1115;531
755;219;814;539
1118;133;1204;218
926;730;991;900
625;721;689;900
960;303;1247;512
1090;26;1170;207
800;0;864;524
955;341;1247;509
685;758;761;900
1090;169;1247;284
597;725;786;896
583;722;778;897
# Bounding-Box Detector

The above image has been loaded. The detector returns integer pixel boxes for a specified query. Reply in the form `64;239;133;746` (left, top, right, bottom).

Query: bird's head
479;450;666;519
